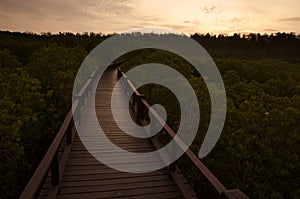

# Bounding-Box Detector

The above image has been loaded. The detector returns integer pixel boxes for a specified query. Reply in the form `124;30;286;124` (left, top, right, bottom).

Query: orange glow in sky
1;0;299;35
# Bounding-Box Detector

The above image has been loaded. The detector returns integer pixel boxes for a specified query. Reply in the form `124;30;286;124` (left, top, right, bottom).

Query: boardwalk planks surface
42;69;196;199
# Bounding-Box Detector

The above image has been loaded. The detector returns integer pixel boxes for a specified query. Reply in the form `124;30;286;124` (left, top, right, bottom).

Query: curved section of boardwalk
54;70;195;199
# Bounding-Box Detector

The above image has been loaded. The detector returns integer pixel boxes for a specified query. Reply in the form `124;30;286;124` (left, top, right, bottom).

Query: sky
0;0;299;35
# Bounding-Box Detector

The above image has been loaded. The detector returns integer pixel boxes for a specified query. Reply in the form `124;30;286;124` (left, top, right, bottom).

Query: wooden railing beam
66;121;73;145
19;61;125;199
118;68;248;198
19;109;73;199
51;152;59;186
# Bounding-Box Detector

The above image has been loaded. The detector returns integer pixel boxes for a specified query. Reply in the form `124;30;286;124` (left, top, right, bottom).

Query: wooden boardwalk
39;69;196;198
21;66;248;199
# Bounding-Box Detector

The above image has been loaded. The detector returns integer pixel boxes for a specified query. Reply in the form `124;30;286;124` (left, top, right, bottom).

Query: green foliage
26;44;87;118
0;50;44;198
119;40;300;198
0;32;88;198
206;77;300;198
0;30;299;198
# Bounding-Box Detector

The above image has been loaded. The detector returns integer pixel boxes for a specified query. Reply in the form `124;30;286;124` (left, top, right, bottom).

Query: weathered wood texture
22;67;248;199
50;70;194;199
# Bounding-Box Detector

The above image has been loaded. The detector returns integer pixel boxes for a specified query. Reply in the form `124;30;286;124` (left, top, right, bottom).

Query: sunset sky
1;0;299;35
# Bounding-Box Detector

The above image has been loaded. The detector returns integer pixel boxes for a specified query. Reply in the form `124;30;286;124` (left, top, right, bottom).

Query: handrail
19;109;73;199
19;79;91;199
19;61;125;199
118;69;248;199
20;61;247;198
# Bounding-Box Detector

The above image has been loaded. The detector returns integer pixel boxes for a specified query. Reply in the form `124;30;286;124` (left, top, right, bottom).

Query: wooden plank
57;185;181;199
26;66;250;199
64;166;167;176
53;69;190;199
109;191;184;199
59;175;170;187
59;180;175;194
61;169;168;182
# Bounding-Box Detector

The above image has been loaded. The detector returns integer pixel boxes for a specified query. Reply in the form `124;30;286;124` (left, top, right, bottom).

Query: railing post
124;77;130;96
115;68;249;198
169;143;177;172
169;162;176;172
149;113;157;139
129;94;134;113
77;107;81;127
51;152;60;186
135;94;145;125
74;95;81;127
117;69;122;79
67;120;73;144
83;89;87;106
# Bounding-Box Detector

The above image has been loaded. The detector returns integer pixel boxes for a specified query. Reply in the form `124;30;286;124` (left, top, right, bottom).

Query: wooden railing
19;61;126;199
19;70;95;199
19;62;248;199
117;69;249;199
19;60;116;198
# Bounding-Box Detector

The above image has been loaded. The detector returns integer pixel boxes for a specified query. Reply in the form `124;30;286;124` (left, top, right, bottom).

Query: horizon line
1;29;299;37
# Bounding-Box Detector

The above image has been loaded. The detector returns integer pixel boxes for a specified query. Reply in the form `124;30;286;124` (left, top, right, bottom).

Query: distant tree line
192;32;300;61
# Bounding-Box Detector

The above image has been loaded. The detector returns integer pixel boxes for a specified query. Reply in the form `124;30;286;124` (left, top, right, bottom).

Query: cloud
1;0;300;34
212;16;250;34
215;16;249;27
229;17;248;24
0;9;10;20
0;0;140;33
91;0;134;16
0;0;89;21
264;28;278;32
133;15;162;23
280;17;300;21
202;6;217;14
0;0;45;17
182;19;201;26
0;0;135;20
161;24;189;31
203;6;216;14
